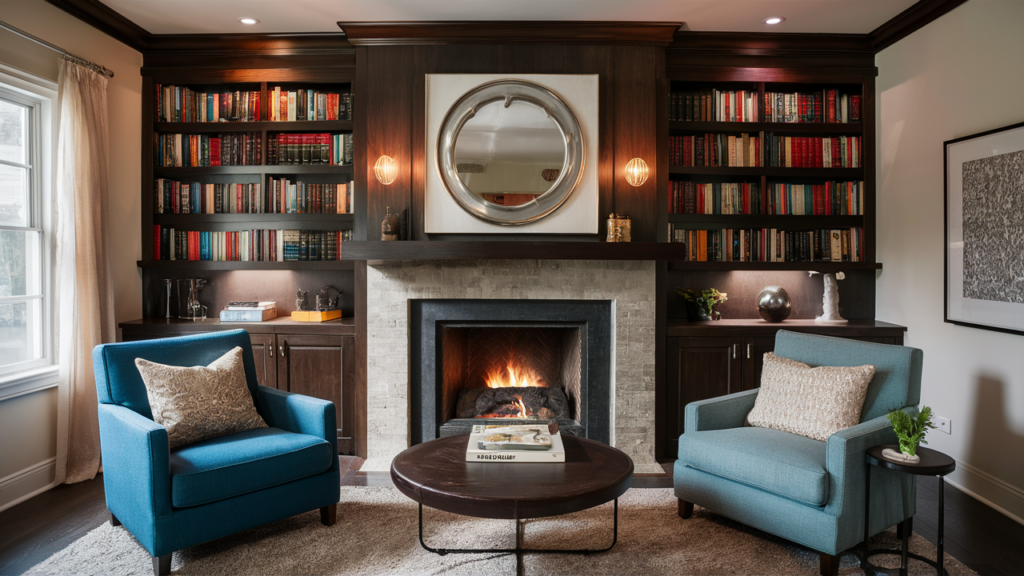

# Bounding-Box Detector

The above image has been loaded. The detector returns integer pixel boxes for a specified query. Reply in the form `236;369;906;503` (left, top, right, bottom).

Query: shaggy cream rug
25;487;974;576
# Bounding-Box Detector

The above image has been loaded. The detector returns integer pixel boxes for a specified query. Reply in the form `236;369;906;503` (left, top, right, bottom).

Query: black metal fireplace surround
409;299;613;446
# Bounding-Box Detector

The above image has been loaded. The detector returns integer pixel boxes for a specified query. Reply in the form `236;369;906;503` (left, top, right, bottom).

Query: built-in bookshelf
141;79;359;269
663;79;875;269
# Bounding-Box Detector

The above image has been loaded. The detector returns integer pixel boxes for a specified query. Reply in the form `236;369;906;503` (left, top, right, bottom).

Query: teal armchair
674;330;922;576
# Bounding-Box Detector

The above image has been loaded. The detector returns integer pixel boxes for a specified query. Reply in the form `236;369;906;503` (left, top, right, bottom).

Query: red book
153;225;161;260
827;90;836;122
210;138;221;166
851;95;861;122
682;137;691;167
327;94;338;121
254;92;260;121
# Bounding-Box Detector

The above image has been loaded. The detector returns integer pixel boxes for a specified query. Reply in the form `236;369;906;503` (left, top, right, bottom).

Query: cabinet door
665;337;742;455
277;334;355;455
248;333;277;389
741;336;777;392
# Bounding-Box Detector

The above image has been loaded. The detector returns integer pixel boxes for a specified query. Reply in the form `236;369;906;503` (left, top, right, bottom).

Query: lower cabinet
664;322;906;457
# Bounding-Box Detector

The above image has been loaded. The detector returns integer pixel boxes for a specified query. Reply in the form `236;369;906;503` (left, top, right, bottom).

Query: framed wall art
945;120;1024;336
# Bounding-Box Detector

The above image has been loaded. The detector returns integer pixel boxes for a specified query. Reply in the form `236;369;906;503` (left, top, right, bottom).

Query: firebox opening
440;325;582;434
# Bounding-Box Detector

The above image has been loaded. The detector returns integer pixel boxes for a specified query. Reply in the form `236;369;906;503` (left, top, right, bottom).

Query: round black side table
862;445;956;576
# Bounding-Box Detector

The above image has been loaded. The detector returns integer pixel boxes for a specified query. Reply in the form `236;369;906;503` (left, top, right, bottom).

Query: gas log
456;386;570;420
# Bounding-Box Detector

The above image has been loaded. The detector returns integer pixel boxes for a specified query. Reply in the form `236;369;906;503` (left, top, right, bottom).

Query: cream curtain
54;57;115;484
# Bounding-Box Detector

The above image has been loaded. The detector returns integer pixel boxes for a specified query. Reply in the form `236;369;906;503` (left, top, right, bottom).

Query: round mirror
454;100;566;207
436;80;584;225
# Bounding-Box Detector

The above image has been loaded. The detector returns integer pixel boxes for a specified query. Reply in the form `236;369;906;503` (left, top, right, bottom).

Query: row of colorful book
266;133;353;166
155;85;261;123
267;87;353;122
666;226;864;263
669;89;861;124
669;133;862;168
152;227;353;261
267;178;354;214
669;90;760;122
155;133;262;167
669;181;865;216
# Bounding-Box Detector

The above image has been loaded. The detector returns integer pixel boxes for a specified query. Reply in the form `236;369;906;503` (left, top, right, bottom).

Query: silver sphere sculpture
756;286;792;323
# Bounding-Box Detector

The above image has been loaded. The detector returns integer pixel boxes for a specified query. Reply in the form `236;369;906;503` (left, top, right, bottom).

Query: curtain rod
0;20;115;78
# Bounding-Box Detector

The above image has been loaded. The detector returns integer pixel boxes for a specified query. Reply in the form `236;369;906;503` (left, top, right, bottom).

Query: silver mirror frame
435;80;585;226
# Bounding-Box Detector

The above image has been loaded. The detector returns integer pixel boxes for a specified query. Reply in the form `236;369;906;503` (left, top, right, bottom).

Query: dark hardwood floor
1;456;1021;575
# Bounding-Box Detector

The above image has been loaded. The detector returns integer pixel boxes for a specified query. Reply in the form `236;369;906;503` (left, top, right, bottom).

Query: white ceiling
101;0;918;36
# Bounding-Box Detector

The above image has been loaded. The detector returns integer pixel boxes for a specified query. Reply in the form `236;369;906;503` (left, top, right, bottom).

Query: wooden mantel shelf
339;241;883;271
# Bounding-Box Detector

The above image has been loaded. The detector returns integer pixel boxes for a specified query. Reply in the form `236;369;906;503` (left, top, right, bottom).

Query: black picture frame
944;120;1024;336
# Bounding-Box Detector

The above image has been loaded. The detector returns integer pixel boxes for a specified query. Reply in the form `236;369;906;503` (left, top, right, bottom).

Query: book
290;310;342;322
225;301;276;310
219;308;277;322
466;424;566;463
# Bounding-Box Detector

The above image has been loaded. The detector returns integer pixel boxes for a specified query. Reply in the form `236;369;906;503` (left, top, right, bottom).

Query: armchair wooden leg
153;554;171;576
819;552;839;576
110;512;121;526
896;517;913;540
677;498;694;519
320;503;337;526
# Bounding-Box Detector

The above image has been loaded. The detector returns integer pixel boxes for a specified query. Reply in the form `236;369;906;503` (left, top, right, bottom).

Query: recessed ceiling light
238;17;260;25
763;17;785;25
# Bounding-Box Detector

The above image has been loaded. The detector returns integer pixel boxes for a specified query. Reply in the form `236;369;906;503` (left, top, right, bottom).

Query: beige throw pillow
135;347;267;449
746;352;875;442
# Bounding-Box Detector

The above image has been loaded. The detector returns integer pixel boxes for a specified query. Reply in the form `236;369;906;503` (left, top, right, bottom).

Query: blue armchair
674;330;922;576
93;330;340;576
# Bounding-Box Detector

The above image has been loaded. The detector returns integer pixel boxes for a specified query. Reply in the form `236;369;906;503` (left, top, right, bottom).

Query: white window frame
0;63;57;399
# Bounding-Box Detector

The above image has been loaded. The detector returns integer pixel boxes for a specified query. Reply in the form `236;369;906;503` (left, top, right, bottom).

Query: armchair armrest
256;386;338;458
97;404;172;522
684;389;759;433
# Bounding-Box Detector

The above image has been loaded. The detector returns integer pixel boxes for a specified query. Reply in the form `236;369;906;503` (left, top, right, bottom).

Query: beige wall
876;0;1024;523
0;0;142;506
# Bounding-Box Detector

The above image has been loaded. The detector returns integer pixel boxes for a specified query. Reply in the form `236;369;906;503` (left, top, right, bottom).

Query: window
0;84;48;377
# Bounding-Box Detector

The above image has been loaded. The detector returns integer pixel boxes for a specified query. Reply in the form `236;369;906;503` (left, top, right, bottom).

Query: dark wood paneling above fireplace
356;43;663;242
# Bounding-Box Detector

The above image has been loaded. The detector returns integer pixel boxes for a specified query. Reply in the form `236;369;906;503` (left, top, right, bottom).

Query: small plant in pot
883;406;937;464
676;288;727;321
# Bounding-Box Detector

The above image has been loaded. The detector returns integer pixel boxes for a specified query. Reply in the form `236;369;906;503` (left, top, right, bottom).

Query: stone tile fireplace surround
364;259;660;473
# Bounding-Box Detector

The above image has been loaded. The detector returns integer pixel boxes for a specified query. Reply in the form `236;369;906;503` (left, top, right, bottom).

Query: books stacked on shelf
765;182;864;215
670;134;762;167
670;182;762;215
154;180;264;214
267;178;354;214
268;87;353;121
267;133;353;165
154;85;261;122
763;90;861;123
666;226;864;263
220;301;277;322
154;133;262;167
669;89;759;122
152;227;354;261
763;134;861;168
465;423;566;463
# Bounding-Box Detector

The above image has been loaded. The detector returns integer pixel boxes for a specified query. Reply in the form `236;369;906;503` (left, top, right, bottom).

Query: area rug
24;487;974;576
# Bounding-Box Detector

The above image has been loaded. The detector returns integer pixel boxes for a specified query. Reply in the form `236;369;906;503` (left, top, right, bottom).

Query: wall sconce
624;158;649;187
374;155;398;185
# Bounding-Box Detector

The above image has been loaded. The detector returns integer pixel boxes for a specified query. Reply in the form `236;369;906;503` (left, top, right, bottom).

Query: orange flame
484;359;547;389
474;394;530;419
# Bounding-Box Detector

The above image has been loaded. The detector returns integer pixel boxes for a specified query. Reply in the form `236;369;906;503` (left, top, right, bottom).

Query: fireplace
410;299;613;445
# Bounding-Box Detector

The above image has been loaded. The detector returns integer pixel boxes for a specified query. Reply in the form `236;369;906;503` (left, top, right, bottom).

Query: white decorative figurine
809;271;848;325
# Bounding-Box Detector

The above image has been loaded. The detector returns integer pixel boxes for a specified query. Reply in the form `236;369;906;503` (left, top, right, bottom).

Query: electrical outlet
935;416;951;434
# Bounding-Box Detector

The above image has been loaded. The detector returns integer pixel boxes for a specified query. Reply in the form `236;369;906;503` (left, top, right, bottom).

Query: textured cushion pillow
135;347;267;449
746;352;875;442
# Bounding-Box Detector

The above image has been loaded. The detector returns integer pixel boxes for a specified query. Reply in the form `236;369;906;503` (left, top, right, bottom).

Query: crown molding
868;0;970;52
668;31;874;56
44;0;151;51
144;33;353;57
336;21;682;46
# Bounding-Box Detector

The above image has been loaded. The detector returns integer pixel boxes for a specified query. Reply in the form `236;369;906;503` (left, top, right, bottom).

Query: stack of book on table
465;423;565;463
220;301;277;322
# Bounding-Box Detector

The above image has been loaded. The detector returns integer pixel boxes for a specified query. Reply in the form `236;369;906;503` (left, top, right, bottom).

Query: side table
862;445;956;576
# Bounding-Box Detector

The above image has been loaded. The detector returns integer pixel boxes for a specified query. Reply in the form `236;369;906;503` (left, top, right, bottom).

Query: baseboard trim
0;458;58;513
945;461;1024;527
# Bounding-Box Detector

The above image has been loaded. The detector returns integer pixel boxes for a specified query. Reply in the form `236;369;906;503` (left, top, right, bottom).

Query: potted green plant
883;406;937;464
676;288;728;321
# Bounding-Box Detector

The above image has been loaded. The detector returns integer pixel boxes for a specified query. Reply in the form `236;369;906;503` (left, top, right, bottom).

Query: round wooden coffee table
391;434;633;573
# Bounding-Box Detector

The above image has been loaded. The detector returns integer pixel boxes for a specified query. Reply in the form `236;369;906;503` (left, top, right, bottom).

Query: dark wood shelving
120;316;356;336
154;121;353;133
341;241;681;261
136;259;355;270
666;318;905;338
669;121;863;134
668;166;863;179
153;213;355;225
153;165;354;177
667;214;863;228
666;260;881;272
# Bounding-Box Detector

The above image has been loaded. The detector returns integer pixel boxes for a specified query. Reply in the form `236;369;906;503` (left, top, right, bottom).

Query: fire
474;394;530;419
484;359;548;389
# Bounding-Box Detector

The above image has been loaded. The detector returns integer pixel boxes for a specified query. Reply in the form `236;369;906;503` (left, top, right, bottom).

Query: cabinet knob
269;345;274;358
733;343;737;359
747;343;752;359
279;344;286;357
